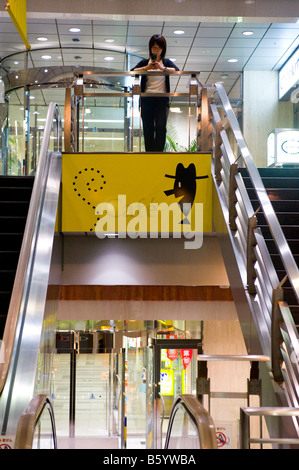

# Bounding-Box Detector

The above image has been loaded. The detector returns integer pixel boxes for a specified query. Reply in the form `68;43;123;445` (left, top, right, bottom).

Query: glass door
153;338;202;449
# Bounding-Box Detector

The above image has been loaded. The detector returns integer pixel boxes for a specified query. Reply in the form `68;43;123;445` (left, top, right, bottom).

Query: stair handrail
0;102;62;398
213;82;299;304
210;83;299;415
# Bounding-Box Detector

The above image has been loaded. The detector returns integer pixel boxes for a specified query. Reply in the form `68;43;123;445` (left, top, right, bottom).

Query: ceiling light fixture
228;58;238;63
104;56;114;61
173;30;185;35
105;38;115;43
242;31;254;36
37;37;48;41
72;38;80;42
42;55;52;60
70;28;81;33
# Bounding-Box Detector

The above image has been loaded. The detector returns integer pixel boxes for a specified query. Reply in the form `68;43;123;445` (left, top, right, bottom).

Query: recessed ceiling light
29;96;35;100
104;56;114;61
70;28;81;33
105;38;115;43
228;58;238;63
37;37;48;42
173;30;185;35
15;75;18;79
42;55;52;60
242;31;254;36
220;73;229;79
14;61;19;65
44;69;48;73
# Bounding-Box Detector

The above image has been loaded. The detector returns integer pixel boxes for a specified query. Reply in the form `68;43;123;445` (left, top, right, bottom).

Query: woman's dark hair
149;34;167;58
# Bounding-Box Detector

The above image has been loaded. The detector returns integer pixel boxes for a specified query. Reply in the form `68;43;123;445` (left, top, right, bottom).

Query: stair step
0;314;7;339
260;225;299;240
0;291;11;313
0;251;20;269
265;239;299;255
239;167;299;178
257;211;299;226
0;216;27;233
0;175;34;187
0;187;33;201
242;176;299;190
247;187;299;201
270;254;299;270
251;199;299;213
0;271;16;290
0;233;24;251
0;201;30;217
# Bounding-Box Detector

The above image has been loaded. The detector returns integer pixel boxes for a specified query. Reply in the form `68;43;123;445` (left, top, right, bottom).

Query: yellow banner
62;153;212;247
5;0;31;50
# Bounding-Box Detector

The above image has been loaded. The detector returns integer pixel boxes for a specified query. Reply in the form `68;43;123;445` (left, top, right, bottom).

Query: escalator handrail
164;394;218;449
213;82;299;304
0;102;62;395
14;394;57;449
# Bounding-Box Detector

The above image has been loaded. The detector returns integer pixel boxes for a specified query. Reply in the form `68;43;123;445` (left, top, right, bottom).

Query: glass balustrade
0;47;207;175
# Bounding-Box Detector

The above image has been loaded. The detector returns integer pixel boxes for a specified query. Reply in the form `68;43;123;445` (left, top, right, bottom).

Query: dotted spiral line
73;167;106;231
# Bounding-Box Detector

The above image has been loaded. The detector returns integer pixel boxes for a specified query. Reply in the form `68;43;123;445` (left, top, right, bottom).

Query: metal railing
15;395;57;449
164;394;217;449
0;102;62;439
208;82;299;425
240;407;299;449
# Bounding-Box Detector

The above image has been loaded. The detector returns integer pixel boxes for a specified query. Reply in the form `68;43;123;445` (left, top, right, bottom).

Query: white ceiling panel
225;37;261;48
0;16;298;97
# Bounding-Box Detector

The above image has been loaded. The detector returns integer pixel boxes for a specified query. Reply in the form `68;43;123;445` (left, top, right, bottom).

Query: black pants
140;97;169;151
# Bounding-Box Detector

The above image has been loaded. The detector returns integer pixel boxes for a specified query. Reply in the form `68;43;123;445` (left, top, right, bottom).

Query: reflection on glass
167;404;199;449
32;405;56;449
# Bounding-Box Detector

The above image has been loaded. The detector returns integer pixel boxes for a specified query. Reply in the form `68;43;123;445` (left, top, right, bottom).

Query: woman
131;34;179;152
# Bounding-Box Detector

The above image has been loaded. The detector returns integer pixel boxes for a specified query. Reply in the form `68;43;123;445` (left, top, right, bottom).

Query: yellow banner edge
5;2;31;50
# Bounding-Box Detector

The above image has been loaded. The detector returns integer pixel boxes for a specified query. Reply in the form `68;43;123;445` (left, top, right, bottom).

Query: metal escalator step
0;233;24;250
0;175;34;185
0;201;30;217
0;216;27;233
0;314;6;339
0;187;33;201
0;270;16;290
0;251;20;269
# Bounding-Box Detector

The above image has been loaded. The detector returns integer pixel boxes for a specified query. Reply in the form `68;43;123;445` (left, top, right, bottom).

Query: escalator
0;103;62;443
0;176;34;338
164;394;217;450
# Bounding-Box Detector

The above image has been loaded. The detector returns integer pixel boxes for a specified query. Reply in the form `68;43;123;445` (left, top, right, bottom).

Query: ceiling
0;16;298;97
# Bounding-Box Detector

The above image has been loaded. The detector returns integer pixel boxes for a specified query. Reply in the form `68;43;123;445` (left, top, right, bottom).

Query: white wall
243;70;294;167
52;234;229;286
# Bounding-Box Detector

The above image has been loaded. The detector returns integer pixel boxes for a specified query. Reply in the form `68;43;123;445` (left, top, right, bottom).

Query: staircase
239;167;299;330
0;176;34;338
